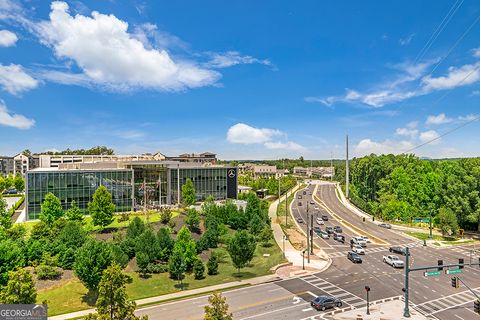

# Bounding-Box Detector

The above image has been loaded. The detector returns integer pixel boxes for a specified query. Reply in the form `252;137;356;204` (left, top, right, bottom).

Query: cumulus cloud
472;47;480;58
354;138;415;156
395;127;418;138
0;64;38;95
34;1;220;92
0;29;17;46
264;141;304;151
227;123;283;144
205;51;273;69
422;63;480;90
425;113;452;125
458;114;478;121
0;100;35;129
419;130;440;144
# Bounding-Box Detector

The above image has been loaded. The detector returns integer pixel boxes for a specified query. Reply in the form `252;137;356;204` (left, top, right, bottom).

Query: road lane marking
237;302;310;320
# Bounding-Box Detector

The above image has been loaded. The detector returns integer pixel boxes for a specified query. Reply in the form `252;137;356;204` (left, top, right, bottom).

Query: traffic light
451;277;459;288
365;286;370;292
474;299;480;314
459;258;464;269
437;260;443;271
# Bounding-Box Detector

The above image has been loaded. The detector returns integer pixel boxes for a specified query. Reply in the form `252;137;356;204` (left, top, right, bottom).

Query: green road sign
446;269;463;275
424;271;441;277
414;219;430;223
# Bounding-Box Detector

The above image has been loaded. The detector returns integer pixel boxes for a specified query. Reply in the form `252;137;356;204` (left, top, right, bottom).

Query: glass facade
129;164;168;210
171;167;228;203
26;169;133;220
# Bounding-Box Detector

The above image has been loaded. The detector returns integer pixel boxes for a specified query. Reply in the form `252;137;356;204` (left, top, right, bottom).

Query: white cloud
422;62;480;90
227;123;283;144
458;114;478;121
113;129;145;140
472;47;480;58
395;127;418;138
0;29;17;46
264;141;304;151
0;100;35;129
354;138;415;156
419;130;440;144
407;121;418;129
399;33;415;46
205;51;273;69
35;1;220;92
425;113;452;125
0;64;38;95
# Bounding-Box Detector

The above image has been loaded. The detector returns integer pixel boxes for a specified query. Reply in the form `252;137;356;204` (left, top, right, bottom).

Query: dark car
311;295;342;311
298;202;302;206
313;226;321;233
322;215;329;221
298;195;302;199
325;226;334;234
347;251;362;263
379;223;392;229
297;217;304;224
333;226;342;233
303;191;307;195
389;246;410;256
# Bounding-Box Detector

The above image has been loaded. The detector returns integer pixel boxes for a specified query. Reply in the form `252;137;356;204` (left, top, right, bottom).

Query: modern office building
0;156;14;176
25;161;238;220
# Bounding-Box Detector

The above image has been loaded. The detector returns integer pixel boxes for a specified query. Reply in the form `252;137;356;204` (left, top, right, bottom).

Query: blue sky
0;0;479;160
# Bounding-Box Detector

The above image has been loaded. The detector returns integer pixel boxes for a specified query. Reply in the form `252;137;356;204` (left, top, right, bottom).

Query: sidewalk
49;274;280;320
268;184;331;272
330;299;428;320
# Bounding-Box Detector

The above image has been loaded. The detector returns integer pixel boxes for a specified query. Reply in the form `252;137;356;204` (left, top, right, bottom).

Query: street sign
414;219;430;223
446;269;463;275
424;271;441;277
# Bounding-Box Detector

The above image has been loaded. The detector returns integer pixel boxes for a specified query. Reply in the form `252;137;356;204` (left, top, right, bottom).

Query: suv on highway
333;226;342;233
325;226;334;234
347;251;362;263
310;295;342;311
322;215;329;221
389;246;410;256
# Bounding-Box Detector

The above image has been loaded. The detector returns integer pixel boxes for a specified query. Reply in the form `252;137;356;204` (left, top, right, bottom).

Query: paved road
136;181;480;320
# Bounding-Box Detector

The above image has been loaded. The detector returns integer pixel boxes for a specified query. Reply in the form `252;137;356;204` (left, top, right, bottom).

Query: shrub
120;238;136;259
146;263;168;274
168;219;176;230
207;254;218;276
35;264;62;280
110;244;129;268
58;247;76;269
160;208;172;224
193;258;205;280
117;212;130;223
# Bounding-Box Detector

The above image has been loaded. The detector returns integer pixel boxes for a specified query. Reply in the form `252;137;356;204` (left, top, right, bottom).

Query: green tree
206;254;219;276
438;207;459;236
0;176;5;191
4;174;13;190
89;186;115;228
127;217;146;239
65;200;84;222
95;263;145;320
135;228;160;263
227;230;256;273
249;214;264;235
168;246;186;285
13;174;25;192
74;239;113;292
0;196;12;230
0;239;25;285
204;292;233;320
175;226;197;269
55;221;86;249
193;257;205;280
181;178;196;206
0;268;36;304
157;228;174;262
136;252;150;278
109;244;129;269
186;208;200;232
40;193;64;226
159;207;172;224
258;226;274;247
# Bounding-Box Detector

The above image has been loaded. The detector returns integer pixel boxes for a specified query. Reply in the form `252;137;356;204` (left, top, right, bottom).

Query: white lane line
268;288;283;293
306;291;317;298
301;308;311;312
454;315;465;320
237;302;309;320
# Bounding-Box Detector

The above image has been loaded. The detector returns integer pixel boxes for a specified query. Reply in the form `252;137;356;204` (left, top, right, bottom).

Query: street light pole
403;247;411;318
365;286;370;315
307;211;310;263
282;235;286;259
302;250;306;270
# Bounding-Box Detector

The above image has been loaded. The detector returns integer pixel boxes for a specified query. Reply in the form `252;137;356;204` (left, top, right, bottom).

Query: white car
351;237;367;247
383;255;404;268
352;245;365;255
316;218;324;225
359;236;371;243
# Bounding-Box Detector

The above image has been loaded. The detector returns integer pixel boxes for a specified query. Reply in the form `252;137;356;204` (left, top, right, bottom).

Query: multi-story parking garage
25;161;238;220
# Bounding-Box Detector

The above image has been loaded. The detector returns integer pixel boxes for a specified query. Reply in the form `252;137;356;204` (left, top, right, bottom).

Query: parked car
379;223;392;229
352;245;365;255
297;217;304;224
316;218;324;225
383;255;404;268
389;246;410;256
333;226;343;233
310;295;342;311
347;251;362;263
326;226;334;234
322;215;329;221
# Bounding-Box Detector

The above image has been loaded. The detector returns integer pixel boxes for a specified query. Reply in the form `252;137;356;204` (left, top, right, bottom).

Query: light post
282;235;287;259
302;250;307;270
403;247;410;318
365;286;371;315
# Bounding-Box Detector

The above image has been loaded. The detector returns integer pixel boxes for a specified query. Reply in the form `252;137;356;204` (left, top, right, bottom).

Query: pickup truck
383;255;404;268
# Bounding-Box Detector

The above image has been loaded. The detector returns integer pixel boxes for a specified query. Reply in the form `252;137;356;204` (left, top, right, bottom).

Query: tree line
347;154;480;233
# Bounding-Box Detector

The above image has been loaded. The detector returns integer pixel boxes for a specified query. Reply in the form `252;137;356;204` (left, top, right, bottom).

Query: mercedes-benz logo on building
228;169;236;178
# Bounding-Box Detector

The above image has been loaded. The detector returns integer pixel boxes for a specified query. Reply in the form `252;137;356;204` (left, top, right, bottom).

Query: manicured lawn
37;240;286;316
406;231;456;241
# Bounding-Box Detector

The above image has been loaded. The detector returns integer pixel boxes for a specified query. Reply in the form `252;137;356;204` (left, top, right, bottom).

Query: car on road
325;226;334;234
322;215;329;221
333;233;345;243
316;218;324;225
317;230;330;239
298;202;302;206
310;295;342;311
359;235;370;243
310;200;315;205
313;226;321;233
379;223;392;229
298;195;302;199
352;245;365;255
333;226;343;233
383;255;404;268
297;217;304;224
351;236;367;247
347;251;362;263
389;246;410;256
303;191;307;195
314;206;319;210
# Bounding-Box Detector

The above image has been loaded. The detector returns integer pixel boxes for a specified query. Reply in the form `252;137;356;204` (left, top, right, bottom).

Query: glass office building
26;161;238;221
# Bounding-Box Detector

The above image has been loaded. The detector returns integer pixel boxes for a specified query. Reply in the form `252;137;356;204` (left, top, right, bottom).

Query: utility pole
285;190;288;226
310;214;314;254
346;135;349;199
403;247;410;317
307;211;310;263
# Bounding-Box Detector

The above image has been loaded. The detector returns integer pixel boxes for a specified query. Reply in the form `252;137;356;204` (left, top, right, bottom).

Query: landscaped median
405;231;480;246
